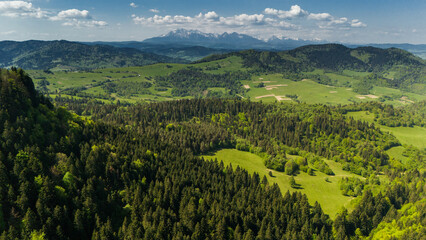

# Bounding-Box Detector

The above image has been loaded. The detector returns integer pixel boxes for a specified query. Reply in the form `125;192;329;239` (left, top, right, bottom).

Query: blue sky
0;0;425;43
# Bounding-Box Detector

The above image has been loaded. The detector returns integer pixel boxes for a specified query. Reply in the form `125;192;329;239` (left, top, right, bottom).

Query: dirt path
255;94;292;101
266;84;288;87
275;96;292;101
243;85;250;89
365;94;379;99
357;94;379;99
255;94;275;99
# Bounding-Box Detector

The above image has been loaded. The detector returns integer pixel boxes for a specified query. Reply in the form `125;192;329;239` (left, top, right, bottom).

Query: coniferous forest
0;68;425;240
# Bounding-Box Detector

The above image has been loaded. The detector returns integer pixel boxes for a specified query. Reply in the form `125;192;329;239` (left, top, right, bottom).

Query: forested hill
198;44;425;94
210;44;426;72
0;40;186;70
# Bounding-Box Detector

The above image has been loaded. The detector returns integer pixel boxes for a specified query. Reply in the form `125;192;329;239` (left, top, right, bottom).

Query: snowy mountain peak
162;29;215;38
144;29;316;49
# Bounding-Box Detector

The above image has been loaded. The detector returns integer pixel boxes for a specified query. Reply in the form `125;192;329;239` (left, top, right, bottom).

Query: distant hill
285;44;424;71
200;44;425;71
197;44;425;94
0;40;186;70
83;41;234;62
347;43;426;59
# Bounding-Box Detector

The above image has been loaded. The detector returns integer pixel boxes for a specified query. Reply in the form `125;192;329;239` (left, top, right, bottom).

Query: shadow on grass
291;183;304;189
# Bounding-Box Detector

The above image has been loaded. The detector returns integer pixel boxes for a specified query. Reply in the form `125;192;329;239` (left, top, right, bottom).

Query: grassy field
203;149;362;218
242;73;425;106
346;111;426;149
28;64;191;104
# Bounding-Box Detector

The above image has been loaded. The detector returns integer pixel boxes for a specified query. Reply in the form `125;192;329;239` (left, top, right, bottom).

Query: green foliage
0;205;4;233
62;172;75;189
156;68;249;97
307;155;334;175
369;199;426;239
339;177;365;197
289;176;297;188
285;160;299;175
30;230;45;240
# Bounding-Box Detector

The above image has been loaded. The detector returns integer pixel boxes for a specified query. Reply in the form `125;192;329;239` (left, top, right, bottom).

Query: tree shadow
291;183;304;189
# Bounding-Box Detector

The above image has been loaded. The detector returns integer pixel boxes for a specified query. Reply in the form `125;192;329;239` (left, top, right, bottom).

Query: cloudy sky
0;0;425;44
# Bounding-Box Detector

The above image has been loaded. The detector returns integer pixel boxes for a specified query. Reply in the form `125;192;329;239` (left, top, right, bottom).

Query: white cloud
0;1;107;28
204;11;219;21
350;19;366;28
0;30;17;35
0;1;47;18
132;6;366;40
50;9;91;21
219;14;265;26
133;14;193;24
133;12;269;27
63;20;107;28
149;9;159;13
273;20;298;29
307;12;366;29
130;2;138;8
49;9;107;28
308;13;333;21
264;5;308;19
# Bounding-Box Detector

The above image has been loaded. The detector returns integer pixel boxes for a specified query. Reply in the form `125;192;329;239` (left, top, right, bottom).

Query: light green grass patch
198;56;247;74
244;75;364;105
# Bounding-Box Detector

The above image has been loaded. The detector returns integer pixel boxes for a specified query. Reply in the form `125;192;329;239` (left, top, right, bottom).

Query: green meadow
203;149;363;218
242;73;425;105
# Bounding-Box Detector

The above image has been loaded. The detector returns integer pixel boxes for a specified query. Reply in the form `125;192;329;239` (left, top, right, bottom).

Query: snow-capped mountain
143;29;266;49
160;29;219;39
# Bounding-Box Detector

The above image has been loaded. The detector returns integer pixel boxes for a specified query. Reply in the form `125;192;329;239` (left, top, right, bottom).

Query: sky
0;0;425;44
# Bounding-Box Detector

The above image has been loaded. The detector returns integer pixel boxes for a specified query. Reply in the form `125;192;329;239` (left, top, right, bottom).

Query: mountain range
1;29;425;71
98;29;426;59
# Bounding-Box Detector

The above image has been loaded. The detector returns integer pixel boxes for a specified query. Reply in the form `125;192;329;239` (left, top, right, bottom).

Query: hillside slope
0;40;186;70
220;44;426;94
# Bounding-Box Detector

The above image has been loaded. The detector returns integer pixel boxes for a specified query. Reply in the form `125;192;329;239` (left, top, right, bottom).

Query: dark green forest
0;68;425;239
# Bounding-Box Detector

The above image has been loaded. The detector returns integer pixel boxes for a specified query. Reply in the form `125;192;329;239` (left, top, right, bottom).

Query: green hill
0;40;186;71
